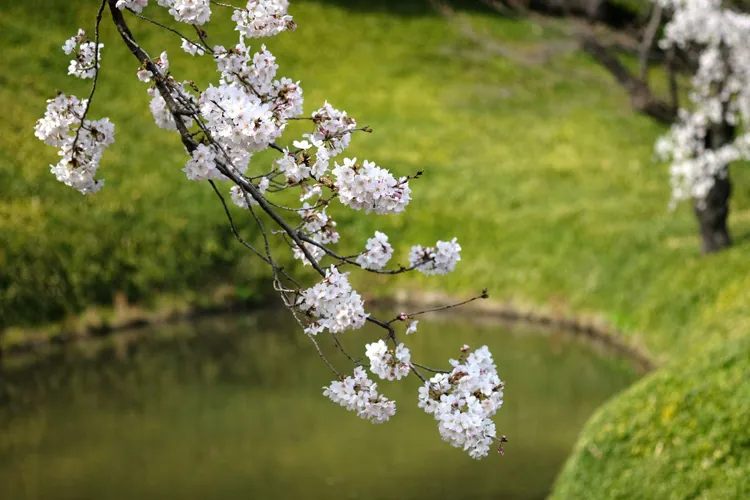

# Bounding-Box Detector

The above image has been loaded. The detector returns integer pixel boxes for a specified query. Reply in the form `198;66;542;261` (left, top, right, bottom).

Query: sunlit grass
3;0;749;362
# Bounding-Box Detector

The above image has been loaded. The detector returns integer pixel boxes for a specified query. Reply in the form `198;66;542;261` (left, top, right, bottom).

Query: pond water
0;309;639;500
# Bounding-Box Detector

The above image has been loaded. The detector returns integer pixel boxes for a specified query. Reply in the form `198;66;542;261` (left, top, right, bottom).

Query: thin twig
389;289;489;324
130;11;209;54
639;3;663;83
208;180;270;263
70;0;108;154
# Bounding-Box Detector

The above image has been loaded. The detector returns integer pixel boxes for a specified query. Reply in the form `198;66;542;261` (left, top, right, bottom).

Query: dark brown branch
581;34;676;123
665;46;679;111
639;3;663;82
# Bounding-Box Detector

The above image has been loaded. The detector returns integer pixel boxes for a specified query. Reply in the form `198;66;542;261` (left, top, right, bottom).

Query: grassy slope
1;0;749;496
552;336;750;499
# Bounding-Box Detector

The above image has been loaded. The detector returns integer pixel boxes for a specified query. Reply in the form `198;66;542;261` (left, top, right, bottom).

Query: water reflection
0;310;639;499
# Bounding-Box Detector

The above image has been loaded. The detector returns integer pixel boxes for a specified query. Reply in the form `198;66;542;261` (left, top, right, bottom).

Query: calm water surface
0;310;639;499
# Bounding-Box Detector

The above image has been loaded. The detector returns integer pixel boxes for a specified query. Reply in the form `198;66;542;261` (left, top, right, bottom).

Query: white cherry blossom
366;340;411;381
62;29;102;80
409;238;462;276
418;346;504;459
296;266;368;335
324;367;396;424
356;231;394;270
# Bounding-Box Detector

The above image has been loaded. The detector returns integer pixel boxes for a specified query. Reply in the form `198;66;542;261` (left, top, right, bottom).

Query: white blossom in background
181;39;205;56
366;340;411;381
656;0;750;203
332;158;412;215
299;183;323;202
418;346;505;459
62;29;103;80
405;320;419;335
163;0;212;25
116;0;149;13
409;238;462;276
323;367;396;423
233;0;295;39
297;266;368;335
34;94;115;194
356;231;393;270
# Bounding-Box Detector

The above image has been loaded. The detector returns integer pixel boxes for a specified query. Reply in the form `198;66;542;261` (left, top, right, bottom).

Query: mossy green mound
552;336;750;499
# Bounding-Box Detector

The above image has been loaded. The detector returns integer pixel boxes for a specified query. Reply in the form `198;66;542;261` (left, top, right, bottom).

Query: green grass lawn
1;0;749;497
552;335;750;499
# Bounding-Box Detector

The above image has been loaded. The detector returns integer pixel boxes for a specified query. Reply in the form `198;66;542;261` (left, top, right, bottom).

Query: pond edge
0;289;656;372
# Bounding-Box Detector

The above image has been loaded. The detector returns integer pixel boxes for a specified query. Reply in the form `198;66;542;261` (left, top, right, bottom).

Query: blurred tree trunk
695;122;735;253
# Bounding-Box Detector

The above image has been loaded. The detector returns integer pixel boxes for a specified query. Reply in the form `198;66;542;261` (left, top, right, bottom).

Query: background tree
481;0;750;253
583;0;750;253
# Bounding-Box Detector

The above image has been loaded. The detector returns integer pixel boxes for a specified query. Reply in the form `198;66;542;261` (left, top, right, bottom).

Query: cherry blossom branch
38;0;506;458
70;0;108;154
130;10;207;54
388;289;489;324
208;179;272;264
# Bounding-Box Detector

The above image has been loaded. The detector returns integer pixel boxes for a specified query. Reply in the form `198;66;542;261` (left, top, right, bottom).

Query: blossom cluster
323;367;396;424
292;205;340;264
62;29;102;80
183;144;221;181
163;0;212;25
332;158;412;214
656;0;750;203
147;81;199;135
34;94;115;194
356;231;394;270
296;266;368;335
115;0;149;14
306;102;357;160
418;346;505;459
117;0;212;24
365;340;411;381
232;0;296;39
195;41;304;178
408;238;462;276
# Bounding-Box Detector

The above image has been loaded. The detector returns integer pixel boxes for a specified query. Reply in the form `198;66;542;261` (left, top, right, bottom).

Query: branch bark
639;3;663;82
580;34;676;123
